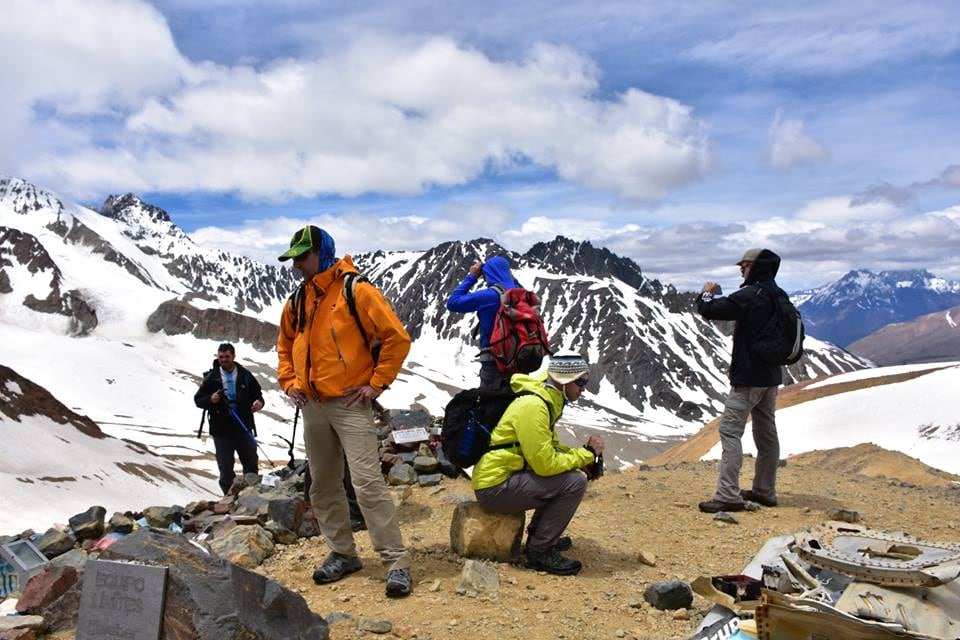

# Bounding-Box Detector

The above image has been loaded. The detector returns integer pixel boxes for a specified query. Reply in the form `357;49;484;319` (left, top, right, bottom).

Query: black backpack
752;284;805;365
441;388;553;470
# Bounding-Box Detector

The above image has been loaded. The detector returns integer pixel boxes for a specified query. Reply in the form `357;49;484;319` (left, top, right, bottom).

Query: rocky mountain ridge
848;303;960;365
1;176;869;459
794;268;960;347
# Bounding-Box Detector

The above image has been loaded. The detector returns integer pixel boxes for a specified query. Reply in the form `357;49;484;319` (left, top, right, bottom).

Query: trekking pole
227;405;275;468
197;409;206;439
289;406;299;469
276;407;300;469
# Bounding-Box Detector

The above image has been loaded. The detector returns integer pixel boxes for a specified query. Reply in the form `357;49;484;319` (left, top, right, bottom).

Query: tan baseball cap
736;248;762;266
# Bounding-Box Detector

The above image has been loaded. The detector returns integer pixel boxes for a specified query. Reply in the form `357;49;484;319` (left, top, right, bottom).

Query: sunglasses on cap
573;376;589;388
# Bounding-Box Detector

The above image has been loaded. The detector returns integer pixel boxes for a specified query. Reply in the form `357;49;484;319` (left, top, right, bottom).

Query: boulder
265;522;298;546
50;549;88;570
0;616;45;636
93;529;328;639
826;508;861;523
36;528;75;559
184;500;211;516
142;506;179;529
357;618;392;634
449;502;524;563
267;497;306;532
207;525;275;568
107;512;135;534
456;560;499;596
67;506;106;540
418;473;443;487
212;498;234;515
387;464;418;486
413;456;439;474
15;566;77;615
643;580;693;611
298;512;321;538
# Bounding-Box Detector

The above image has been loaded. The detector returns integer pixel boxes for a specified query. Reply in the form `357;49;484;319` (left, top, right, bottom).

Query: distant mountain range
793;269;960;347
847;303;960;365
0;175;869;495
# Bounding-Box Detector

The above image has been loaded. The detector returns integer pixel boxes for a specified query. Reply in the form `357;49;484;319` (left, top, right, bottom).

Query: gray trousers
302;397;409;570
475;470;587;553
478;356;511;392
714;386;779;503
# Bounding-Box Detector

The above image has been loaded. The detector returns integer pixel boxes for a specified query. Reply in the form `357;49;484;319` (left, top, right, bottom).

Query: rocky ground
252;455;960;640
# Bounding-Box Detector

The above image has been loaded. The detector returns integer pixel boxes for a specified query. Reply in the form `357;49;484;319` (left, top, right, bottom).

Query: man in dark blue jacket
194;343;264;494
446;255;521;391
696;249;783;514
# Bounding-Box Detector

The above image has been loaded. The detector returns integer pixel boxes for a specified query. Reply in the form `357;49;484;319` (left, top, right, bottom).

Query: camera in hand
586;454;604;480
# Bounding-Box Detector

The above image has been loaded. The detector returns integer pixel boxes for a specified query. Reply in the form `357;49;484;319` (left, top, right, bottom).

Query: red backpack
488;285;552;374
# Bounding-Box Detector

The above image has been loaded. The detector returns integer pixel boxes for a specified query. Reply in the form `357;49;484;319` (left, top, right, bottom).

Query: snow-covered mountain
794;269;960;347
0;176;869;522
847;303;960;365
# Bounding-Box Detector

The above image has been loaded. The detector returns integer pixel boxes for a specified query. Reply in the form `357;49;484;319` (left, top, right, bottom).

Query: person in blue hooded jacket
446;255;521;391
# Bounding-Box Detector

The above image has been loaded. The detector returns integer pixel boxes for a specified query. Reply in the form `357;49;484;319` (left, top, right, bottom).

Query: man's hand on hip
287;388;308;408
343;384;381;408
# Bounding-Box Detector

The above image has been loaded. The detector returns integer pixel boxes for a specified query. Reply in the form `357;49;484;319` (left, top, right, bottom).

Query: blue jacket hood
482;256;519;290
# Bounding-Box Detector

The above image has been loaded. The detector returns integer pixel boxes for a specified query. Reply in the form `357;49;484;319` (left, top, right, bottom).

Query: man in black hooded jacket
194;343;264;494
696;249;783;514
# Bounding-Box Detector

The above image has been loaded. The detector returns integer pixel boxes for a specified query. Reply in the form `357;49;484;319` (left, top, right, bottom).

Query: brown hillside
45;447;960;640
257;458;959;640
647;366;950;468
790;443;960;488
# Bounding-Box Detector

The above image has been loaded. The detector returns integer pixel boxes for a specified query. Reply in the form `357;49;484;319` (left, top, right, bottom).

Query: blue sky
2;1;960;291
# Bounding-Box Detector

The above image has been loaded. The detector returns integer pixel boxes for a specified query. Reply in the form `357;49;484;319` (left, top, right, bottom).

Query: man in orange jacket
277;225;413;598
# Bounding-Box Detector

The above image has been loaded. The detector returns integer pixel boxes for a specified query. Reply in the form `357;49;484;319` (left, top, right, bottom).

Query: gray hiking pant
474;469;587;553
714;385;779;503
478;353;511;392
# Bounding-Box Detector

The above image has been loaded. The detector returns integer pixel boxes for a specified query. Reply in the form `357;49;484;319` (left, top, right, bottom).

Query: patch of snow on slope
703;365;960;474
805;362;957;390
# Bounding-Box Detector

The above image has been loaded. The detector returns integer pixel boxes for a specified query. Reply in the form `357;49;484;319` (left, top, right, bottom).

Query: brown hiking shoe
698;499;745;514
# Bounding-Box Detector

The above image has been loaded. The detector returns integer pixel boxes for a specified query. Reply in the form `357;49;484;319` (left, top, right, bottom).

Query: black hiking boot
385;568;412;598
740;490;777;507
312;552;363;584
525;548;582;576
698;499;746;514
524;536;572;554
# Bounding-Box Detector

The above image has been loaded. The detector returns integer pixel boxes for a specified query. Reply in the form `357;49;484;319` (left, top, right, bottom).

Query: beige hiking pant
302;396;409;570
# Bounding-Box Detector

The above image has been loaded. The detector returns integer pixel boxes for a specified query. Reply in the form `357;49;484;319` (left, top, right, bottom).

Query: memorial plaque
392;426;430;444
77;559;167;640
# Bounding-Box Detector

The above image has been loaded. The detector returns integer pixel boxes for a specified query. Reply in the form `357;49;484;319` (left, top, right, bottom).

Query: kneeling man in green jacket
472;353;604;576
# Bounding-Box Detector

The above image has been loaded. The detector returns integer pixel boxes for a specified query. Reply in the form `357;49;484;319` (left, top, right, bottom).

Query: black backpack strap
486;391;555;452
343;272;372;350
288;282;307;333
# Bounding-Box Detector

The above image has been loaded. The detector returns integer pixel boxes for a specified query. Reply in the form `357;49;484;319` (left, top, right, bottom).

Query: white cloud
794;196;901;224
768;110;829;169
5;2;710;202
685;5;960;74
188;198;960;292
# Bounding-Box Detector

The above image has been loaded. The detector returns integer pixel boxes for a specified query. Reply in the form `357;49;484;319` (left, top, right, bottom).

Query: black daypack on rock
752;283;805;366
441;388;553;470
